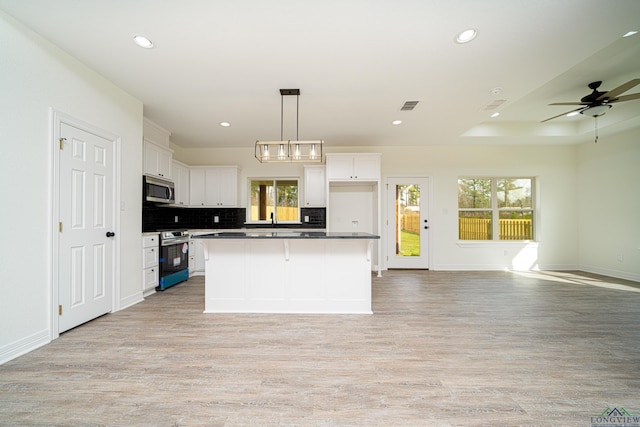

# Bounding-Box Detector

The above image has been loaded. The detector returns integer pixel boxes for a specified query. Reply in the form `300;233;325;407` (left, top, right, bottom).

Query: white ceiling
2;0;640;148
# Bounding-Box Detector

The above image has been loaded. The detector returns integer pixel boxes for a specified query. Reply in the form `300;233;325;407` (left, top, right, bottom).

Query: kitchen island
193;231;380;314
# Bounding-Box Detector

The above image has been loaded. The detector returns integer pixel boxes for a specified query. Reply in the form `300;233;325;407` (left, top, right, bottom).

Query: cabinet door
189;168;206;206
195;240;205;273
217;167;237;206
172;161;190;206
326;156;354;180
203;167;237;206
143;247;158;269
143;141;173;178
304;166;326;207
143;143;158;176
158;149;173;179
353;156;380;180
143;267;158;289
204;168;220;206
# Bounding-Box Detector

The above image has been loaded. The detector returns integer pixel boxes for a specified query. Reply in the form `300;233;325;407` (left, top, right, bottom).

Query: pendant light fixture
255;89;324;163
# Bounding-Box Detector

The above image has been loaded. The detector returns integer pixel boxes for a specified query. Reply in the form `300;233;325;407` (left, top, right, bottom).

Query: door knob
106;231;115;237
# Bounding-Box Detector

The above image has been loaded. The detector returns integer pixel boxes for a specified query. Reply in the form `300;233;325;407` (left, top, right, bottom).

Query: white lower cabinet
142;234;159;296
189;236;205;276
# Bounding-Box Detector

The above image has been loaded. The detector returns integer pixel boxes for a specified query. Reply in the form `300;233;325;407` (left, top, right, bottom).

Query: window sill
244;222;303;226
456;241;539;248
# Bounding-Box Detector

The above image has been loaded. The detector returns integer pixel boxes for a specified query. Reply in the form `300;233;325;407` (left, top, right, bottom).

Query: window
458;178;534;241
249;179;299;223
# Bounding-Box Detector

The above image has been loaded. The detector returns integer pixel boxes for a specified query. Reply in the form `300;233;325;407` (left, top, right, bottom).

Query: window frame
246;177;301;225
458;177;536;242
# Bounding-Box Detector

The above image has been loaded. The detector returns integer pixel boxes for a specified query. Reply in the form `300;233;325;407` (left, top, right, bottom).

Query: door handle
106;231;115;237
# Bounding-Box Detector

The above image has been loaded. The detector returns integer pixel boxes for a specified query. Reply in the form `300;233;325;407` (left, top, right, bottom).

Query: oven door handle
161;238;189;246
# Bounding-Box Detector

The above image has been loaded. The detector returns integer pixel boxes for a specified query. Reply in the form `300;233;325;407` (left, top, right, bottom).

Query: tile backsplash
143;203;325;232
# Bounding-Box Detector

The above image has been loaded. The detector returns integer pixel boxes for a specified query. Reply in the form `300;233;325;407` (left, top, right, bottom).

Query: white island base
199;235;376;314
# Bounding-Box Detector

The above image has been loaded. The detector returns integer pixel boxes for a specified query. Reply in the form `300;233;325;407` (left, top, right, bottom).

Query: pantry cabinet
325;153;382;277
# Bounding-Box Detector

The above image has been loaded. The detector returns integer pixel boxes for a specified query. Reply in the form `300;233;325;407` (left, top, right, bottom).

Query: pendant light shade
255;89;324;163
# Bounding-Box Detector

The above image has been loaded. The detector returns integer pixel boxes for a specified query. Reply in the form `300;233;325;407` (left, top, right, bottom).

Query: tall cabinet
325;153;382;276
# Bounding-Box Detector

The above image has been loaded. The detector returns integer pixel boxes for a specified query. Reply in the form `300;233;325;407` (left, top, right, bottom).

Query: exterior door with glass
386;177;430;269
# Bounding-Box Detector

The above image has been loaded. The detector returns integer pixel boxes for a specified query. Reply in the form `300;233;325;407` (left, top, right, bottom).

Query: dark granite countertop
192;231;380;239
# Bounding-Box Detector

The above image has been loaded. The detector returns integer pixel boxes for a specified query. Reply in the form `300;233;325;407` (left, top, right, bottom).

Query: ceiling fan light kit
580;104;611;117
255;89;324;163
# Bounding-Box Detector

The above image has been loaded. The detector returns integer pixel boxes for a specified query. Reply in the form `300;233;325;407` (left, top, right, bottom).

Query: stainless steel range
158;230;189;290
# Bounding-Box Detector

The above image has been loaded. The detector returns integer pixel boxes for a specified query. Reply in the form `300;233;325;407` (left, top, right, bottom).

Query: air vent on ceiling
400;100;420;111
483;99;507;110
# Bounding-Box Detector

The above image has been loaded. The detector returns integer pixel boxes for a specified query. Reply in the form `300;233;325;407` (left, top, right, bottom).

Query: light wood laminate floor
1;271;640;426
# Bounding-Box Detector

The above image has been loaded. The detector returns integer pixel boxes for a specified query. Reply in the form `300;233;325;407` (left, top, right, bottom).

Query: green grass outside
399;230;420;256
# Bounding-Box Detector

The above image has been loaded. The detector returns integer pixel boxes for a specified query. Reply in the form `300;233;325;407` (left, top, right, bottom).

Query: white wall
0;12;143;363
577;130;640;281
173;143;584;273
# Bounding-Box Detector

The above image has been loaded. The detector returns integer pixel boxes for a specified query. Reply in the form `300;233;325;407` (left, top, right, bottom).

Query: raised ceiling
1;0;639;148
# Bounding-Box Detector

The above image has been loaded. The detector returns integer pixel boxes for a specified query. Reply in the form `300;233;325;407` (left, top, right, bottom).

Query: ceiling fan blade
596;78;640;101
549;102;588;106
608;92;640;103
541;107;585;123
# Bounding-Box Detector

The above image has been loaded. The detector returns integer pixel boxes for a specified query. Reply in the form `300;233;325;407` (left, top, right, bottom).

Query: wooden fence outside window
401;213;533;240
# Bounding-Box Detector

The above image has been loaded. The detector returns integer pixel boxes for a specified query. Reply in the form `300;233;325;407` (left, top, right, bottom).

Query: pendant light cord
595;116;599;143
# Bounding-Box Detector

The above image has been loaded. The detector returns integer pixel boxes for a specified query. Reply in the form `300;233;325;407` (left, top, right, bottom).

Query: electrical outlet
617;254;624;262
214;216;219;223
304;215;309;222
174;215;179;223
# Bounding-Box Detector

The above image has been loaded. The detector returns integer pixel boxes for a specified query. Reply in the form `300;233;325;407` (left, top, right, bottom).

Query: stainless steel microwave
143;175;175;204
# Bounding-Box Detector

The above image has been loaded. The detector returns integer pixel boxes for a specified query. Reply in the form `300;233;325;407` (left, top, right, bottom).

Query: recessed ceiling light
455;28;478;44
490;112;500;118
219;122;231;127
623;30;638;38
566;111;580;117
392;120;402;125
133;35;154;49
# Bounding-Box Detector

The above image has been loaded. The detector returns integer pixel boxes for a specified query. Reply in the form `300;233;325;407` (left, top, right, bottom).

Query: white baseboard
578;264;640;283
119;292;144;311
431;263;578;271
0;329;50;365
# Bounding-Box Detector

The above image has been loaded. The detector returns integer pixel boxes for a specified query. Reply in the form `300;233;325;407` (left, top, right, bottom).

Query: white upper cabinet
143;118;173;179
189;166;238;207
304;165;326;207
143;140;173;179
326;154;380;181
171;160;190;206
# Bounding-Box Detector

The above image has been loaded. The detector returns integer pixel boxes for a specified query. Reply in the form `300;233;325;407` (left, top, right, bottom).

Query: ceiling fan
541;79;640;123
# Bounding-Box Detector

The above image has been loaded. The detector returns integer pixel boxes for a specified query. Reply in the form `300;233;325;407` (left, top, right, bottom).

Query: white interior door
386;177;430;269
58;122;115;333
